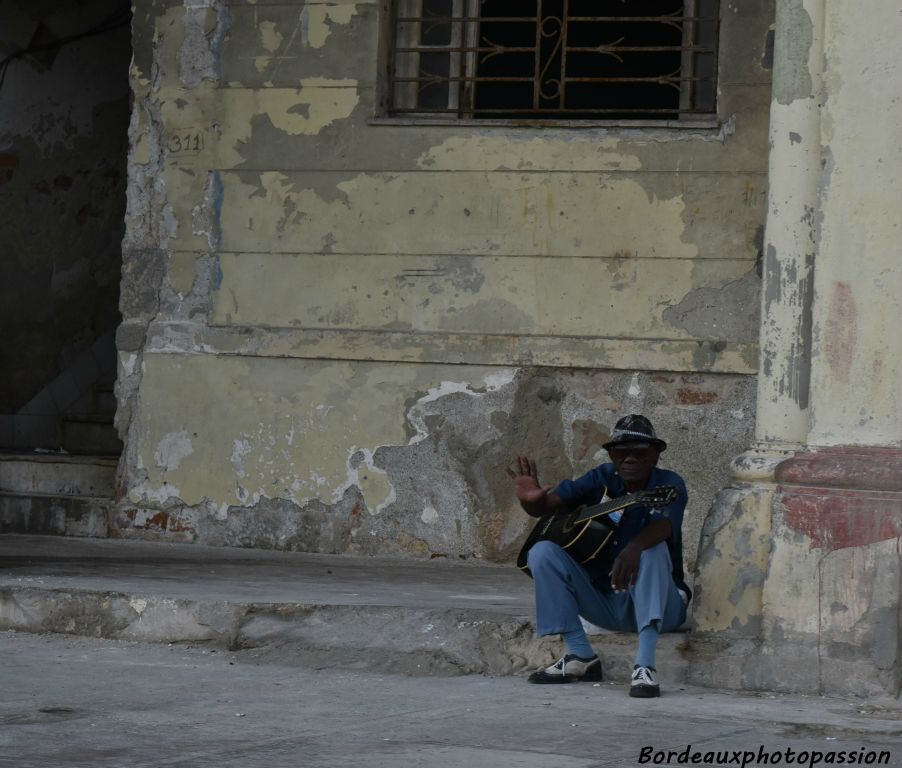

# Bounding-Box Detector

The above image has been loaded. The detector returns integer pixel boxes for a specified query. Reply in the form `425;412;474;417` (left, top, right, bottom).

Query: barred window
389;0;719;121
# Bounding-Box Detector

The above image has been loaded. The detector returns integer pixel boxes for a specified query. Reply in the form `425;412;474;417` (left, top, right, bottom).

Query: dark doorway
0;0;132;456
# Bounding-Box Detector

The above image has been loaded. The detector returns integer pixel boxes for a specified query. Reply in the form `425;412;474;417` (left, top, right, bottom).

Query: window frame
380;0;722;128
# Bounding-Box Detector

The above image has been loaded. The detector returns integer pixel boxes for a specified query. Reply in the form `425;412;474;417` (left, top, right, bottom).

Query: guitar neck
573;492;645;524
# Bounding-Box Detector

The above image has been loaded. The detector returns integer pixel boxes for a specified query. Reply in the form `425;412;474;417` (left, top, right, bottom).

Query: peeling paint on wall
663;267;761;342
773;0;814;105
179;2;231;89
154;430;195;472
692;486;771;634
300;4;358;49
119;351;753;570
114;0;771;565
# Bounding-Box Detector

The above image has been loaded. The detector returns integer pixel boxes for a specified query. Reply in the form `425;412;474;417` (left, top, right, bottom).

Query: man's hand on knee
610;541;642;591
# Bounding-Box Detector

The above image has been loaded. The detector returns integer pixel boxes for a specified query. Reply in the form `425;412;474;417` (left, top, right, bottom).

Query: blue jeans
527;540;686;637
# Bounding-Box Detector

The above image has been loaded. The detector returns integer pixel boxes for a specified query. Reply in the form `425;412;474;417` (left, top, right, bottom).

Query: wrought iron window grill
389;0;720;121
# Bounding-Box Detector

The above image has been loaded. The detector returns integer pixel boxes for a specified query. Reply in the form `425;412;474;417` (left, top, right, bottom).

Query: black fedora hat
602;414;667;452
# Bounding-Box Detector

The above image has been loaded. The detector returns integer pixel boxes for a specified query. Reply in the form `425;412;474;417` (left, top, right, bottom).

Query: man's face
608;442;660;489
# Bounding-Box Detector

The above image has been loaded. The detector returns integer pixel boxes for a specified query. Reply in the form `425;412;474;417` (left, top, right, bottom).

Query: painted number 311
168;131;204;153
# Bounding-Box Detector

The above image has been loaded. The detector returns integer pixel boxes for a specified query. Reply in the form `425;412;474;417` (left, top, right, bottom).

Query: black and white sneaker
629;666;660;697
528;654;602;684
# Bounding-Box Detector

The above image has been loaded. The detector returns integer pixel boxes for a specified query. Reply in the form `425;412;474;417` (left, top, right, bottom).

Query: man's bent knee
527;539;567;569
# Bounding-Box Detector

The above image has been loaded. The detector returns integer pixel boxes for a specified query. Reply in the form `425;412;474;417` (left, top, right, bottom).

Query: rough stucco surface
772;0;814;106
115;0;773;564
123;0;771;368
119;354;754;581
692;486;771;635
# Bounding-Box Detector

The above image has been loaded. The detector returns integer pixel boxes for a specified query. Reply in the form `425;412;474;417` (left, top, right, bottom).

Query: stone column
692;0;902;696
763;0;902;696
754;0;822;451
690;0;825;683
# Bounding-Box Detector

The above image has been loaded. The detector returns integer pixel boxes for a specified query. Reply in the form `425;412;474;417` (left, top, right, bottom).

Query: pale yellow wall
118;0;773;559
127;0;771;374
122;351;754;566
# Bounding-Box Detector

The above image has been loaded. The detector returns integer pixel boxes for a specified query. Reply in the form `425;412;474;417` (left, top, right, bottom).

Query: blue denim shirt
553;464;689;597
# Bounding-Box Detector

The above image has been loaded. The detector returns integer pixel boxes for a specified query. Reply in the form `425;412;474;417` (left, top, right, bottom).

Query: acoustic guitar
516;486;678;577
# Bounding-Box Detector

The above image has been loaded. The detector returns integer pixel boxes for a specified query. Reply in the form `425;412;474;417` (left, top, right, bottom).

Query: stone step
0;493;112;538
0;584;691;682
0;453;117;497
0;535;691;683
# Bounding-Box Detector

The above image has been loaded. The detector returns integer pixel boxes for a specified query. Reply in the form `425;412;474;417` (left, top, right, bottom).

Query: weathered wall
0;1;130;425
758;0;902;696
691;0;902;697
117;0;772;570
117;357;754;573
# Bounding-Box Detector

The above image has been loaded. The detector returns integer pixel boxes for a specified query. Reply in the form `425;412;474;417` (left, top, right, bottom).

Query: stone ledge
0;585;691;682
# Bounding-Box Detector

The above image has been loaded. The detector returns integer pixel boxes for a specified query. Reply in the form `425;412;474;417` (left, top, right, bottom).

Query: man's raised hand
505;455;554;505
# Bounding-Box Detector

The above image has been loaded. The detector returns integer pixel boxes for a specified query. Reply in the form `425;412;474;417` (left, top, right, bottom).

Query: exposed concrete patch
663;267;761;342
120;51;174;471
154;430;195;473
785;253;814;409
773;0;814;105
156;254;224;323
119;248;167;322
179;2;231;89
199;490;364;553
232;86;375;171
361;372;526;559
191;171;224;250
727;563;766;606
567;419;611;468
115;485;366;554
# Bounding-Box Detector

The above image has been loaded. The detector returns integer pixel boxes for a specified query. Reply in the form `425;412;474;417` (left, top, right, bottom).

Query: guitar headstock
634;485;678;507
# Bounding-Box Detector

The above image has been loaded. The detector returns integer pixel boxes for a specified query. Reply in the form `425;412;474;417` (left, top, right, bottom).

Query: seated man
508;414;690;697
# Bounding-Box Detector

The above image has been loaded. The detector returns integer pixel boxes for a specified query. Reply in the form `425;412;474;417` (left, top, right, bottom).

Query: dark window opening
390;0;719;121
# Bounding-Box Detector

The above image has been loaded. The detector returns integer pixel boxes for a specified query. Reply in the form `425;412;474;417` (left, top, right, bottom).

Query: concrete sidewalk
0;534;691;681
2;631;901;768
3;534;902;768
